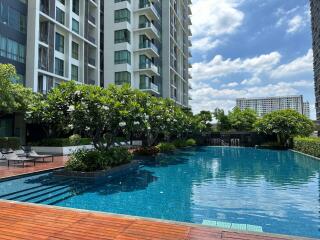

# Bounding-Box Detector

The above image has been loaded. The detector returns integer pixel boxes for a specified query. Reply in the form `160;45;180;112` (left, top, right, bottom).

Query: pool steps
0;179;92;205
202;220;263;233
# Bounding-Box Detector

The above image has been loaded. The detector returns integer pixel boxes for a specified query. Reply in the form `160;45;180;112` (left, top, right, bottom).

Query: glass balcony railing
139;42;159;54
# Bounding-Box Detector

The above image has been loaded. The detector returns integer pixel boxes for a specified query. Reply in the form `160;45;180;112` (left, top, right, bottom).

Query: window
56;8;65;24
0;33;25;63
114;29;130;44
55;32;64;53
72;41;79;60
71;65;78;81
115;0;131;3
114;9;130;23
58;0;65;5
72;0;79;15
115;71;131;85
114;50;131;65
0;3;27;33
72;18;79;33
55;58;64;76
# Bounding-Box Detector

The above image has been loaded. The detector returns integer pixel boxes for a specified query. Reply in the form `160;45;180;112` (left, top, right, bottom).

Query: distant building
236;95;310;118
310;0;320;121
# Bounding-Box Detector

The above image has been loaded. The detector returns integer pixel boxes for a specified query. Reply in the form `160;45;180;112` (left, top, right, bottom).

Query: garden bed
53;160;139;181
31;145;94;155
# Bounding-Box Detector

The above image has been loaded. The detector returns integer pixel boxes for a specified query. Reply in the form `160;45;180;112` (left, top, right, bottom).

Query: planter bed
53;160;140;182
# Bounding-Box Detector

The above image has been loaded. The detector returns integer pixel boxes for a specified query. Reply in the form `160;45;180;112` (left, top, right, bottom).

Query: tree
255;109;314;146
228;107;257;131
213;108;231;131
0;64;37;118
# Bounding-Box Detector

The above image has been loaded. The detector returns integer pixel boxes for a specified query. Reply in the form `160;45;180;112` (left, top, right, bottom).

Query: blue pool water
0;147;319;238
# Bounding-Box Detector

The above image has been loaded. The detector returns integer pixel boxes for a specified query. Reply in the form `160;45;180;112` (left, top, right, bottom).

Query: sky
189;0;315;119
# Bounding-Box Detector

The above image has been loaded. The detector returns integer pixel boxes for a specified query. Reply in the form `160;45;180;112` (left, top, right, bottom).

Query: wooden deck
0;201;306;240
0;156;68;180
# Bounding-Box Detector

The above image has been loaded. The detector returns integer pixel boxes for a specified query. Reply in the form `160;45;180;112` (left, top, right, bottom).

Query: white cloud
241;76;261;86
192;38;221;52
191;0;244;38
287;15;303;33
222;82;239;88
270;49;313;79
192;52;281;82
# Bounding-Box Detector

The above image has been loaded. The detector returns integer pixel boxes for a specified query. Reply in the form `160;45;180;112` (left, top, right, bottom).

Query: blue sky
190;0;315;119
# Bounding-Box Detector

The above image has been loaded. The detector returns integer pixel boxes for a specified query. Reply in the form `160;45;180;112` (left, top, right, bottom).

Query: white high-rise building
104;0;192;107
236;95;310;118
26;0;102;93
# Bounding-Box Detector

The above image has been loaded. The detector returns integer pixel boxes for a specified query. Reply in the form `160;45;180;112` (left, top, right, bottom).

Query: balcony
136;42;159;58
88;57;96;67
136;3;160;21
89;15;96;25
136;62;160;76
135;22;160;39
140;78;160;95
87;35;96;44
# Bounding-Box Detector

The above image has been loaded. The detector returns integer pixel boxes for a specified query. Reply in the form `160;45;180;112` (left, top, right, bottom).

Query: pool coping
0;199;315;240
289;149;320;161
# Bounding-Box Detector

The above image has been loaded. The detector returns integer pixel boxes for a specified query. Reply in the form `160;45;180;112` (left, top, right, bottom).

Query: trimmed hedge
157;142;176;153
0;137;21;150
293;137;320;158
30;138;92;147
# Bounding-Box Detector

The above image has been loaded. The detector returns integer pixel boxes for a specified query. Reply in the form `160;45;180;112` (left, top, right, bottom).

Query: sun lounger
4;153;36;167
28;151;54;162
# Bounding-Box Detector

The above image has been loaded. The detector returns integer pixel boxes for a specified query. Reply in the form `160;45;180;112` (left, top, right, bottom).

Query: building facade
0;0;28;137
104;0;192;107
236;95;310;118
310;0;320;120
26;0;101;93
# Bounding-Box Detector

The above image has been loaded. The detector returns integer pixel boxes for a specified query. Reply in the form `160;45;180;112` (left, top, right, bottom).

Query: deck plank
0;201;306;240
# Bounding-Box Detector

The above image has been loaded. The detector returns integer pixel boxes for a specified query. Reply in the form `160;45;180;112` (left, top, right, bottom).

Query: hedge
30;138;92;147
0;137;21;150
293;137;320;158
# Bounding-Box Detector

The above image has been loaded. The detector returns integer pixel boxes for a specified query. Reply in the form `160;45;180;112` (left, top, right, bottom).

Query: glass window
114;9;130;23
72;0;79;15
114;29;130;44
55;58;64;76
71;65;78;81
56;7;65;25
115;71;131;85
55;32;64;53
72;41;79;60
114;50;131;65
72;18;79;33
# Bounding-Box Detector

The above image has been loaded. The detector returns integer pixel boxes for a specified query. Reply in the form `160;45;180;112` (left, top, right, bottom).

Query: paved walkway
0;201;307;240
0;156;68;180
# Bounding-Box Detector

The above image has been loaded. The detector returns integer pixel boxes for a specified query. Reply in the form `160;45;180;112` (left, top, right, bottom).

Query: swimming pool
0;147;319;238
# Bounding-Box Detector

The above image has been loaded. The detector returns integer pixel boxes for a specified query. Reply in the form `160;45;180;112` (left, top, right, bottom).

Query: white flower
68;124;74;129
68;105;75;112
119;122;126;127
103;106;109;111
147;126;151;130
134;121;140;125
74;90;81;96
85;126;90;131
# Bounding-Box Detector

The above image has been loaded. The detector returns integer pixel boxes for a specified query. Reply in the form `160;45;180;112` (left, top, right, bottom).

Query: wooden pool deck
0;156;68;180
0;201;308;240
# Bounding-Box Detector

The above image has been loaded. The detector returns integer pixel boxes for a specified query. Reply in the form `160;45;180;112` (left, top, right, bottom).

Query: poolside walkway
0;156;68;180
0;201;306;240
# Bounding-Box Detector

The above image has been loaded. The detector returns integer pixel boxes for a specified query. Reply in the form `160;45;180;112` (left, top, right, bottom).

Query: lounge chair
4;152;36;167
28;151;54;162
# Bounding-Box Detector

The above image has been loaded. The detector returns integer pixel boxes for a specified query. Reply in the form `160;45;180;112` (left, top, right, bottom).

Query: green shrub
69;134;82;146
293;137;320;158
172;139;188;148
65;147;133;172
0;137;21;150
186;138;197;146
157;142;176;153
31;138;92;147
134;146;160;156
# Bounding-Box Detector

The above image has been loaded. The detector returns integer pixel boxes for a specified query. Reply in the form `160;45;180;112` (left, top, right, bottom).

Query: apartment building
0;0;28;137
104;0;192;107
236;95;310;118
26;0;101;93
310;0;320;120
